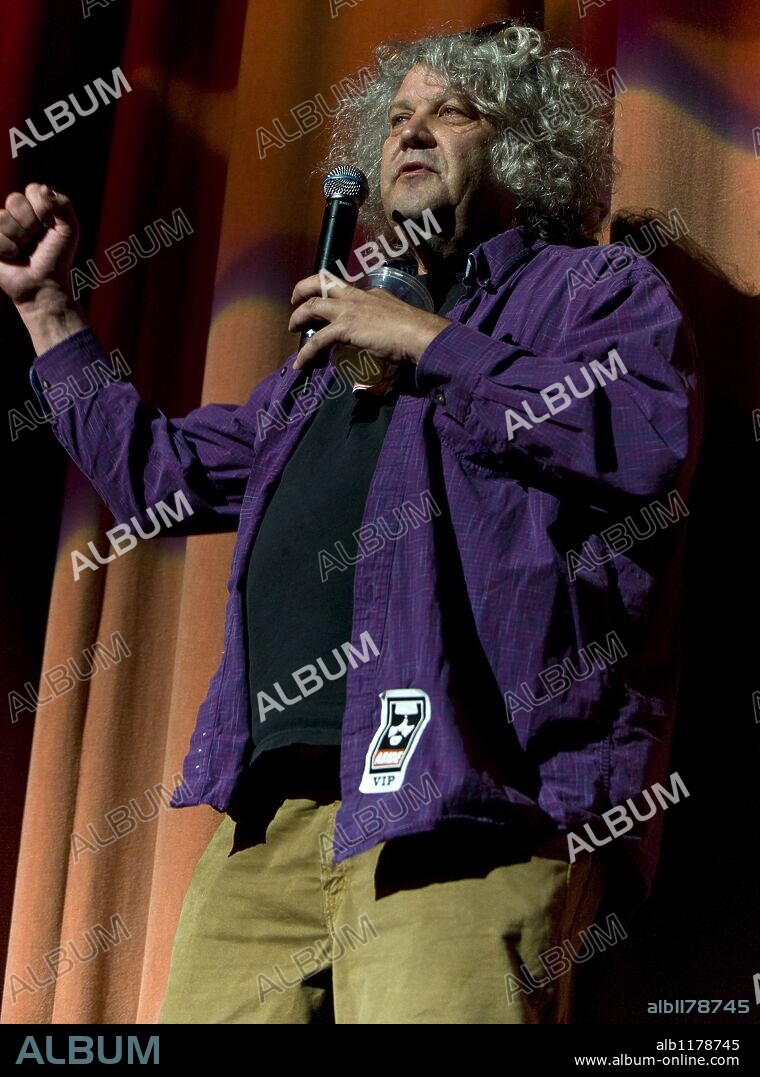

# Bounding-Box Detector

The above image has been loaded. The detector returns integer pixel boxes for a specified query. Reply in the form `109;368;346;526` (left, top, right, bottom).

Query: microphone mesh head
323;166;369;205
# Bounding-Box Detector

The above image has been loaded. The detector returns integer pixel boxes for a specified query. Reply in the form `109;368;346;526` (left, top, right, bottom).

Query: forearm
16;288;88;356
28;326;276;534
414;313;698;503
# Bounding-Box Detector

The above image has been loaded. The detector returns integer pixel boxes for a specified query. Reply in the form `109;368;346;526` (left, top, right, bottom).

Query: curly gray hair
317;21;619;244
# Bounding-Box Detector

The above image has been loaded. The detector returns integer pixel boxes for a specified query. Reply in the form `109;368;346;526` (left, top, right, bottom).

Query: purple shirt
29;225;702;899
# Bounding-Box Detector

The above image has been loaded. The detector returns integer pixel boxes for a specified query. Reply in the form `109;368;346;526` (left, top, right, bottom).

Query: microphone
299;165;369;383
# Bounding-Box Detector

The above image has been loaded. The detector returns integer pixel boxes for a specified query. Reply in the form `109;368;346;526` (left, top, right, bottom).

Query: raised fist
0;183;79;309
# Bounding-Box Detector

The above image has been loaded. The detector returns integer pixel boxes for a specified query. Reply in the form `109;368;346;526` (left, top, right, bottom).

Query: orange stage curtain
1;0;758;1024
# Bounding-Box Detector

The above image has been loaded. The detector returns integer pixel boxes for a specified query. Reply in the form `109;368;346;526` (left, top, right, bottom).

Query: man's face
380;63;515;249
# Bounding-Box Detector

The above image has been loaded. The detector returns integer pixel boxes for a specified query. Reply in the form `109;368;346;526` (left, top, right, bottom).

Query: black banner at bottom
1;1021;759;1066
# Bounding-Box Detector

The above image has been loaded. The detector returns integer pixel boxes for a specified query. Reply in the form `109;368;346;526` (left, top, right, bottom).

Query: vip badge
359;688;431;793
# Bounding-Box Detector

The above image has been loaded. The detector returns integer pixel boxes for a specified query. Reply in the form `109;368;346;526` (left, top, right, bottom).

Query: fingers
7;189;48;232
25;182;75;229
291;272;350;305
292;322;342;369
0;219;20;257
0;192;39;258
0;233;20;258
287;294;335;333
0;183;77;264
0;184;65;261
0;204;29;245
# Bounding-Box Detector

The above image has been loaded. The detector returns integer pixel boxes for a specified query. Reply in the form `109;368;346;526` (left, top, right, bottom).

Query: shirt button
42;379;51;389
280;366;287;376
201;731;208;737
433;390;446;405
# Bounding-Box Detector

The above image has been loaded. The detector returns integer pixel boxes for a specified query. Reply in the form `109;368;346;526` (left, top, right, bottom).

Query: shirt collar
461;224;549;294
390;223;596;295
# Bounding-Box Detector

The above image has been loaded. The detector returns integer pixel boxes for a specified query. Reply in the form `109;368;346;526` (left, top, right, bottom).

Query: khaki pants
159;747;605;1024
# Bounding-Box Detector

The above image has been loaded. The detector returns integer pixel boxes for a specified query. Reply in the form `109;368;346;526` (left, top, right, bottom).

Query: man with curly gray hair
6;20;700;1024
323;19;617;246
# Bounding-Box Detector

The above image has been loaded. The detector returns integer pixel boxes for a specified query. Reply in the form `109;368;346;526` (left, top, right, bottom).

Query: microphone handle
299;195;359;360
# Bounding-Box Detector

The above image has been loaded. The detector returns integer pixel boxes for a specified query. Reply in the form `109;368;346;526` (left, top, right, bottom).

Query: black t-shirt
244;274;465;762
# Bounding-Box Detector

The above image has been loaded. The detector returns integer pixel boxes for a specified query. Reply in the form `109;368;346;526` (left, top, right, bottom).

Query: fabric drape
2;0;757;1023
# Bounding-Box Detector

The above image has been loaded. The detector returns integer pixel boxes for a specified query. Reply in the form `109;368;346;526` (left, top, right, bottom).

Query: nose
398;111;436;149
